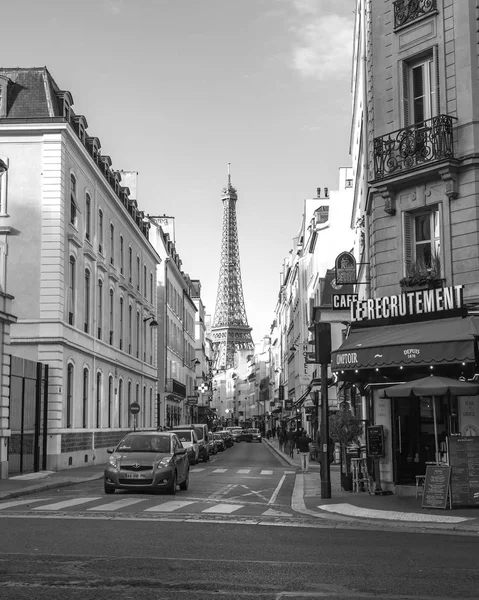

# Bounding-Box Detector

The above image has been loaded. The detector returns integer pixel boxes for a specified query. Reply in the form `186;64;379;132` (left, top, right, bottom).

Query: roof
0;67;61;118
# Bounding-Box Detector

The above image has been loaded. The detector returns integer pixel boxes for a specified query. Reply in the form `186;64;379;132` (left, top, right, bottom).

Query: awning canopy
331;316;479;371
293;386;312;408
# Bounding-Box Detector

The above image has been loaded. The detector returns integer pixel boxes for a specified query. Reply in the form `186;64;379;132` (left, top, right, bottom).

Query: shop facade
331;285;479;494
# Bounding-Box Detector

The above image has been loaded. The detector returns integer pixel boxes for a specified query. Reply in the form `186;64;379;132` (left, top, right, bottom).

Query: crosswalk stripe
144;500;196;512
0;498;53;510
237;469;251;474
202;503;243;514
212;468;227;473
32;497;101;510
260;470;273;475
87;498;144;511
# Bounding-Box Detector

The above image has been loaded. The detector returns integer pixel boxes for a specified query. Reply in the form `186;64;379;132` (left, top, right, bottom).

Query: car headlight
108;455;119;469
157;456;173;468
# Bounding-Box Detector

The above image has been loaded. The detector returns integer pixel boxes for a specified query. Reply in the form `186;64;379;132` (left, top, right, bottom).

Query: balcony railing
373;115;454;181
393;0;437;29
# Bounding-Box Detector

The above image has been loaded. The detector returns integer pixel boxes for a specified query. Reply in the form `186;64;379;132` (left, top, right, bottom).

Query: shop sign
278;385;284;401
332;294;358;310
186;396;198;405
335;252;357;284
351;285;464;325
284;399;293;410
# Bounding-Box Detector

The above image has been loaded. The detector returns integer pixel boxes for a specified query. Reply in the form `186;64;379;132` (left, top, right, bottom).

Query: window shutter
403;212;412;274
402;61;409;127
433;44;440;116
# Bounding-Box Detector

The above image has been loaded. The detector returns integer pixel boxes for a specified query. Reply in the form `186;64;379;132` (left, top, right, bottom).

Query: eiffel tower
211;165;254;370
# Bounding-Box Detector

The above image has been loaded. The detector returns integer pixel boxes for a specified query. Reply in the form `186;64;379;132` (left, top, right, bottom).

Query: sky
1;0;354;342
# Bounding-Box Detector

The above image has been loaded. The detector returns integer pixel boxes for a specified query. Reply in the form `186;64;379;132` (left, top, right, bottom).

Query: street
1;442;479;599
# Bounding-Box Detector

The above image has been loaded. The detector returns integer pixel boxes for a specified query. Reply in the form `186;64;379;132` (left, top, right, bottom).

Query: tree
329;408;363;476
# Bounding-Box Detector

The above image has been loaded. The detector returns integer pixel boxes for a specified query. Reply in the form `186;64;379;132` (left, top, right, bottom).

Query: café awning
331;316;479;371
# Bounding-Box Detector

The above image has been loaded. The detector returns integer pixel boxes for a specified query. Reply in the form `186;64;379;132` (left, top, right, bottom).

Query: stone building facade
0;67;160;473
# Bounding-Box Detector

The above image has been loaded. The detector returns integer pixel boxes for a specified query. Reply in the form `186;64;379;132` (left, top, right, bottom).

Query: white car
170;429;200;465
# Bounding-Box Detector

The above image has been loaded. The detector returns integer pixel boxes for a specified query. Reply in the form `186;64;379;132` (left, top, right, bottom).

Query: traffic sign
129;402;140;415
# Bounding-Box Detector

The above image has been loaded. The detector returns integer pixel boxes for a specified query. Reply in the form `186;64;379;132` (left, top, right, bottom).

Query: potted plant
399;251;444;291
329;408;363;491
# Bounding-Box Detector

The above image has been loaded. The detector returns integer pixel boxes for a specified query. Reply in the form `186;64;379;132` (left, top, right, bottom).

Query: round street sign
129;402;140;415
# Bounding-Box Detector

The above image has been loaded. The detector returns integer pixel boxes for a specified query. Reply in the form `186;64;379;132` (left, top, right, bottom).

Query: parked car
207;432;218;455
237;429;253;443
219;431;234;448
213;432;226;452
104;431;189;495
227;427;243;442
248;428;262;443
171;424;209;463
169;428;200;465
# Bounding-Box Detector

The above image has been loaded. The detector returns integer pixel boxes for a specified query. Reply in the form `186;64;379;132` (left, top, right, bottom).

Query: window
128;247;132;283
402;51;437;127
110;224;115;265
143;266;147;297
128;381;132;428
150;325;153;365
82;368;88;428
128;304;133;354
143;385;147;428
98;209;104;254
70;174;77;226
84;269;90;333
96;372;102;428
150;387;153;428
136;256;140;291
66;363;74;428
0;157;8;214
119;297;124;350
97;279;103;339
404;207;441;274
109;289;114;345
150;273;153;304
68;256;75;325
118;379;123;428
143;316;147;362
85;193;91;241
108;375;113;428
136;311;140;358
120;236;124;275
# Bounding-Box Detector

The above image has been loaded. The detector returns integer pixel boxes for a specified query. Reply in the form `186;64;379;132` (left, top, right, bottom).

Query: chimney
316;187;321;198
324;187;329;198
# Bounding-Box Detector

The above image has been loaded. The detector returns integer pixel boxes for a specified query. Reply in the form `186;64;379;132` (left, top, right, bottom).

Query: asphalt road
1;441;479;599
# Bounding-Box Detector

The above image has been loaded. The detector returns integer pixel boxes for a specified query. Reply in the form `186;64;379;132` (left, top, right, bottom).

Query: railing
393;0;437;29
373;115;454;181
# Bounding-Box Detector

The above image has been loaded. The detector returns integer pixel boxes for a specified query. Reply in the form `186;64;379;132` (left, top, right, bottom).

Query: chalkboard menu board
449;436;479;507
422;465;452;510
367;425;385;457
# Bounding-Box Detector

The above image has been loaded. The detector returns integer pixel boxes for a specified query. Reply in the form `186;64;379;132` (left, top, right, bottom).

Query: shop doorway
392;396;450;484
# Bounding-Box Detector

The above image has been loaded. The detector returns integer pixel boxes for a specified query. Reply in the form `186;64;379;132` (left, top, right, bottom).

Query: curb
262;438;298;467
0;472;104;501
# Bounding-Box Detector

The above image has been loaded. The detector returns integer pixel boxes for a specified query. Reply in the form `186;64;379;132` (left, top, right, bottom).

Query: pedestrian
297;429;312;473
266;429;271;440
271;427;276;439
286;428;296;458
294;427;302;454
278;429;286;453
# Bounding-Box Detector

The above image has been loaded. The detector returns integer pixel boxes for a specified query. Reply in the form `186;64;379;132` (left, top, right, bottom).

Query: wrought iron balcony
393;0;437;29
373;115;455;181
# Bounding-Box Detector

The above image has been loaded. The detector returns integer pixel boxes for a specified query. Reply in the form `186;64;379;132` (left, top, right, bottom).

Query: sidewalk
0;463;105;500
263;436;479;534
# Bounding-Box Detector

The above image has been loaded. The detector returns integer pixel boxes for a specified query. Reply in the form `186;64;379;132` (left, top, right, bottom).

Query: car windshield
249;429;259;434
194;427;204;440
117;435;171;453
173;431;193;443
214;434;222;439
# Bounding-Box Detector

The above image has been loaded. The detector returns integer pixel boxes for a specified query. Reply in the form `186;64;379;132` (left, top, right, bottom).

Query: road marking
237;485;270;502
87;498;144;512
32;497;101;511
212;468;227;473
207;483;237;501
237;469;251;474
144;500;196;512
317;503;474;523
284;471;296;474
260;470;273;475
268;474;286;505
202;503;243;514
193;468;205;472
262;508;291;517
0;498;54;510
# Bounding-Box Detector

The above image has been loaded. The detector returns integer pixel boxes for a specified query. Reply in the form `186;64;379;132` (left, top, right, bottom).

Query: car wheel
104;482;115;495
179;469;189;491
168;472;177;495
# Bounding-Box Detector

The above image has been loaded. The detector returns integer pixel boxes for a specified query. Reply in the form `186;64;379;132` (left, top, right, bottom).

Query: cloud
103;0;123;14
290;9;354;81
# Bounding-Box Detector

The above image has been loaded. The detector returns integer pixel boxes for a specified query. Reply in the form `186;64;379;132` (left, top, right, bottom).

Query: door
392;398;421;484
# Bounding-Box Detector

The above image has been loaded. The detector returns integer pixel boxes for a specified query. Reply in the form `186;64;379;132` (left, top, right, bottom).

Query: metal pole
320;362;331;498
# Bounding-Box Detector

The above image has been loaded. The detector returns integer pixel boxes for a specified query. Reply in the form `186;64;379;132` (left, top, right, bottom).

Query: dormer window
56;91;74;122
0;75;11;118
72;115;88;145
86;137;101;162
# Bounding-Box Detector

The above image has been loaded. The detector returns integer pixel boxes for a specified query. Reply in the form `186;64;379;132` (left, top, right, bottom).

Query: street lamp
0;159;8;175
143;316;158;327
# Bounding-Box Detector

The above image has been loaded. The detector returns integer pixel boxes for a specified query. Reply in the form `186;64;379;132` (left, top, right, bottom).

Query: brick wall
61;432;92;453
